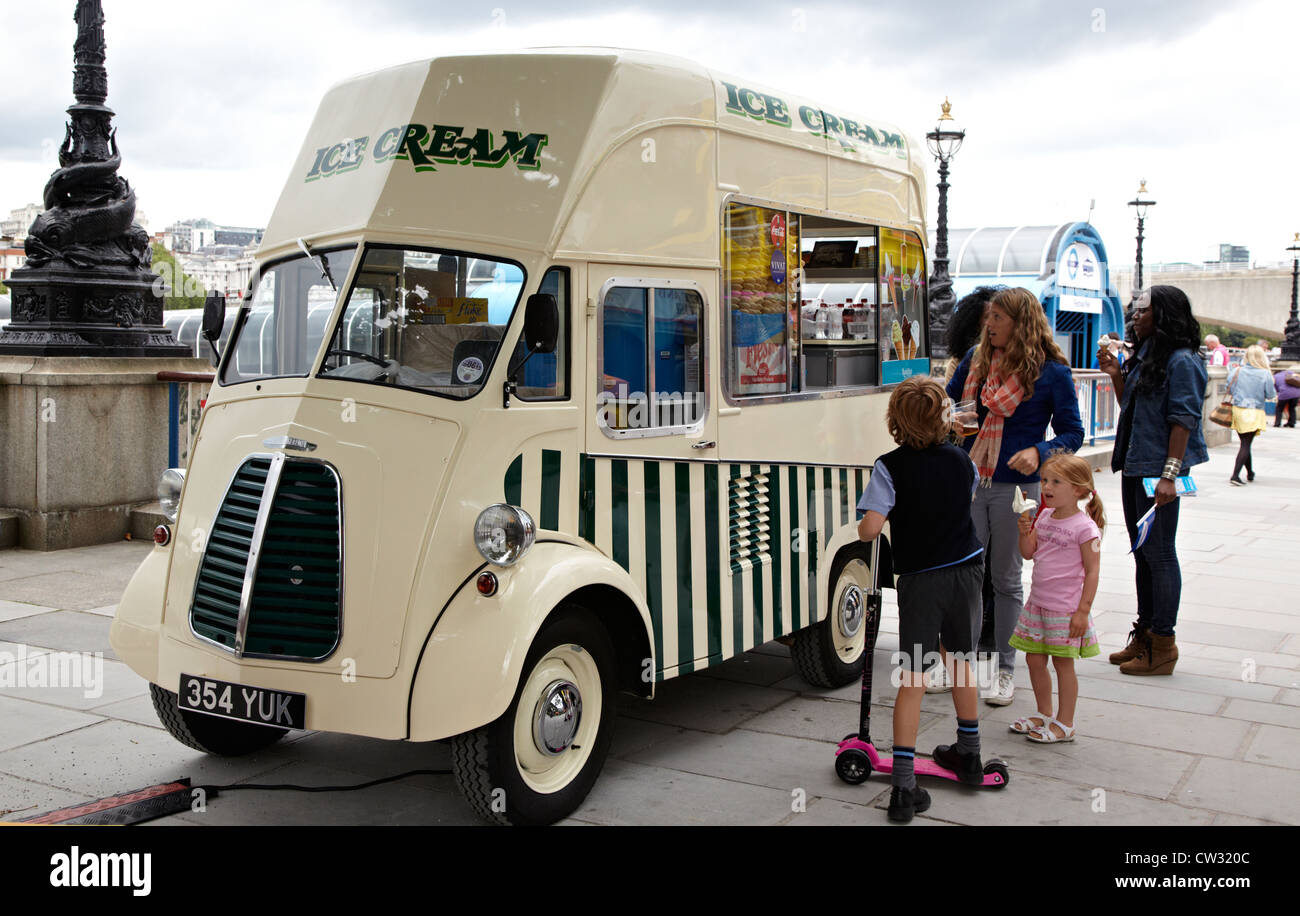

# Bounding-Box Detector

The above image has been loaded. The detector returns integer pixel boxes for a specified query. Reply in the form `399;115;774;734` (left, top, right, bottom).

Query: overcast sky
2;0;1296;270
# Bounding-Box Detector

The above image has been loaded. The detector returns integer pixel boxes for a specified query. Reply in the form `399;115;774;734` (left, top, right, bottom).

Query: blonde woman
1228;345;1277;485
944;287;1084;705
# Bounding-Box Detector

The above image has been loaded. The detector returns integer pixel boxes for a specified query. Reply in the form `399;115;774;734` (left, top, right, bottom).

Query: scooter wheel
835;748;872;785
983;760;1010;789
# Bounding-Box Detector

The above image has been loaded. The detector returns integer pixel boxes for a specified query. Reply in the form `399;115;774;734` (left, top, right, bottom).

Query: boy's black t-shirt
877;443;982;576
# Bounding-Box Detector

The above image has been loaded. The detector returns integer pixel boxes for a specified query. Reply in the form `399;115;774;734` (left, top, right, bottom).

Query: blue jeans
1121;475;1182;637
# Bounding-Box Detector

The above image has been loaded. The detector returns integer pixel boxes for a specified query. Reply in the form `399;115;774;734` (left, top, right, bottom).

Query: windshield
220;247;356;384
317;245;525;399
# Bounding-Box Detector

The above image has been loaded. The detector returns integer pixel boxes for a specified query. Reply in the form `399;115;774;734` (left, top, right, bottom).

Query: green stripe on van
674;462;694;673
731;465;744;656
504;454;522;506
541;450;562;530
854;468;864;514
611;459;629;571
644;462;664;679
822;467;833;548
769;465;782;638
806;465;818;623
788;464;801;631
704;463;722;661
749;464;764;647
839;467;850;527
579;455;595;543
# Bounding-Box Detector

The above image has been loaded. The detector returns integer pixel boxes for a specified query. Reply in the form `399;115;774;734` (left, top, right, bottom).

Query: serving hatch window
317;246;524;399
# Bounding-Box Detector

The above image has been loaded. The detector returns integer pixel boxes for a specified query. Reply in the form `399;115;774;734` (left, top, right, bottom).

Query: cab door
581;265;720;678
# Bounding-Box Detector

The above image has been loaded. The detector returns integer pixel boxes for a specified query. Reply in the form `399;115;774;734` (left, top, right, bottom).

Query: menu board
727;204;796;394
878;228;926;363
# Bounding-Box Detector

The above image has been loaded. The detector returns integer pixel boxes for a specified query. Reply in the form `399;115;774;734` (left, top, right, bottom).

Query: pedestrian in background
1227;346;1277;485
946;287;1084;704
939;286;1004;382
1273;366;1299;428
1204;334;1230;368
1098;285;1207;676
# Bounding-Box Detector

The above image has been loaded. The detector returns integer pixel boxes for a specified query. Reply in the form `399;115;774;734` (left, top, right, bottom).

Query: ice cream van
110;48;932;825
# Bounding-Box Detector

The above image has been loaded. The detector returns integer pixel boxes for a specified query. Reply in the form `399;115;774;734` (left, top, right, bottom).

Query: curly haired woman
946;287;1084;705
1097;285;1208;675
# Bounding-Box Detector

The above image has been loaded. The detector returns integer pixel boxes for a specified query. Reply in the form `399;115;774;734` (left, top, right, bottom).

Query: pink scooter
833;537;1009;790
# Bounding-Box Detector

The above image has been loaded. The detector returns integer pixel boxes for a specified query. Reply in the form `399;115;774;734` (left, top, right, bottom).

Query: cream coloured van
110;48;933;825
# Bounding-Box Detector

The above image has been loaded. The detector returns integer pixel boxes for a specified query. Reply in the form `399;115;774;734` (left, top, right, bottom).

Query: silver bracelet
1161;458;1183;480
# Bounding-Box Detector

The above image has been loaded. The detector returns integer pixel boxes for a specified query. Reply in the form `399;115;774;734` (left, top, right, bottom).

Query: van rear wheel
792;546;871;688
450;606;616;825
149;684;287;756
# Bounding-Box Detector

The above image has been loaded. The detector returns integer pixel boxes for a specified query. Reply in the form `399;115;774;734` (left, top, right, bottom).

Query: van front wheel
791;547;872;688
149;684;287;756
450;607;616;825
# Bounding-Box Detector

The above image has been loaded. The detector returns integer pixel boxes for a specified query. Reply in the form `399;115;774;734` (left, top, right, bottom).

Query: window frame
312;241;527;402
595;275;709;440
718;192;929;408
515;265;572;402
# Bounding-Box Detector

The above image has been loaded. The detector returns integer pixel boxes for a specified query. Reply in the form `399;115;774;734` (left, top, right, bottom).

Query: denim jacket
1111;341;1209;477
1227;366;1276;409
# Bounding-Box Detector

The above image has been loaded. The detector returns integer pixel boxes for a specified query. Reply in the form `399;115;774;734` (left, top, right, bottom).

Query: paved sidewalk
1;431;1297;826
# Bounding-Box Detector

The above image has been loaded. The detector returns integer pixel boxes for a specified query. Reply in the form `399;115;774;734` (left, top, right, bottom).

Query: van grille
190;456;342;660
728;472;770;566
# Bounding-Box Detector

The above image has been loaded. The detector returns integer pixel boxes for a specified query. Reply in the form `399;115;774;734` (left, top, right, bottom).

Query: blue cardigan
946;349;1085;485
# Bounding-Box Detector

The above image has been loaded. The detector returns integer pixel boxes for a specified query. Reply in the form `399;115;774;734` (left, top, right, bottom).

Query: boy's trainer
887;785;931;823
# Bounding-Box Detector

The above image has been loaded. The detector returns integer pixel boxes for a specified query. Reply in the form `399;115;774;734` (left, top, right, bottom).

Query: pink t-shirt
1028;508;1101;612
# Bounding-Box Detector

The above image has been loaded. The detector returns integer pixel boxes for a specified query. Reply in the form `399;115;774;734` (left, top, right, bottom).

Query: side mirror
523;293;558;355
202;291;225;366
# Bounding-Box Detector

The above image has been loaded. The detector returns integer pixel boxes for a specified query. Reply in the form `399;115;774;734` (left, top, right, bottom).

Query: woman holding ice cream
1097;285;1207;676
945;288;1084;705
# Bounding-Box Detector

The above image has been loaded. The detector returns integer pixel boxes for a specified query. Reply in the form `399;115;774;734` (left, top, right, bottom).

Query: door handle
691;440;716;450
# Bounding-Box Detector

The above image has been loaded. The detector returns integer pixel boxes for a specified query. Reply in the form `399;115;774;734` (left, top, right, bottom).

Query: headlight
474;504;536;566
158;468;186;523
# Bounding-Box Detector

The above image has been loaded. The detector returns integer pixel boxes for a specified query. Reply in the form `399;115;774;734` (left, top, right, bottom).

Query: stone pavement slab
0;695;103;753
0;609;116;658
0;600;59;622
1180;757;1300;823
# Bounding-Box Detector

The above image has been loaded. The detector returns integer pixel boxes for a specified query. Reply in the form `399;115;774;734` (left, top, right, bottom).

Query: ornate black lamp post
1127;180;1156;296
1282;233;1300;362
0;1;186;356
925;98;965;360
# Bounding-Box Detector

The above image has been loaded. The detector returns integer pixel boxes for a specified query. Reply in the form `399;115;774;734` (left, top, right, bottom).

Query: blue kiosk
934;222;1124;368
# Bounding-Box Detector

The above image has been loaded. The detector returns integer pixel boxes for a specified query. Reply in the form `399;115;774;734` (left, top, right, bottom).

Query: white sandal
1009;714;1051;734
1026;716;1075;743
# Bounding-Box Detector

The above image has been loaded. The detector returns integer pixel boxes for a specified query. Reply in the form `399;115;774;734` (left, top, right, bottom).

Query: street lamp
926;98;965;360
1127;180;1156;296
1282;232;1300;361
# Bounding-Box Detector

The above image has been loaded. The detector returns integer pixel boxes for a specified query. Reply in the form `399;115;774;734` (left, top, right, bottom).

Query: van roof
261;47;926;263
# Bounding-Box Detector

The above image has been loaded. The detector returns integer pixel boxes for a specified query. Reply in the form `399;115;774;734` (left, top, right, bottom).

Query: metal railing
158;371;215;469
1072;369;1117;446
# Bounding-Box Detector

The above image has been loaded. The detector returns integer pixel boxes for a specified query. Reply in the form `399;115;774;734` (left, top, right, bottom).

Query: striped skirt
1009;601;1100;659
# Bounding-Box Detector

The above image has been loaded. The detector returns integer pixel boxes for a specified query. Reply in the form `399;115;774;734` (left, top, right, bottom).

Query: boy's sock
891;746;916;790
956;718;981;756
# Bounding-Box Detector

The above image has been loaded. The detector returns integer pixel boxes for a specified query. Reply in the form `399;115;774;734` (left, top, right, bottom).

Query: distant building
0;244;27;282
176;247;257;300
166;217;263;254
1;203;42;240
1218;244;1249;265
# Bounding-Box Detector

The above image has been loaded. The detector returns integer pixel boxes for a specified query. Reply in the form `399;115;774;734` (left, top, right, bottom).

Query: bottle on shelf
828;302;843;339
815;298;828;340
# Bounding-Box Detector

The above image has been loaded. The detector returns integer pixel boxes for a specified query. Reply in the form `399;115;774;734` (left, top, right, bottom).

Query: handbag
1210;368;1238;427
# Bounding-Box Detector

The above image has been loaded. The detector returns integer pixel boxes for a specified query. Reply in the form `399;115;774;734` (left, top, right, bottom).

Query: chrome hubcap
839;584;864;638
533;679;582;756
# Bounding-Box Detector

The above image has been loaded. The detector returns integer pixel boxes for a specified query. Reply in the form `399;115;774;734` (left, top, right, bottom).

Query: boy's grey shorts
895;555;983;672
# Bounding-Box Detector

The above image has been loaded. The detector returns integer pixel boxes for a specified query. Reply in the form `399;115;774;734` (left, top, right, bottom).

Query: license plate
178;674;305;730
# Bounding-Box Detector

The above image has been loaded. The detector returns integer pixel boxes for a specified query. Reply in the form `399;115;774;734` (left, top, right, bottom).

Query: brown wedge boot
1109;621;1148;665
1119;632;1178;676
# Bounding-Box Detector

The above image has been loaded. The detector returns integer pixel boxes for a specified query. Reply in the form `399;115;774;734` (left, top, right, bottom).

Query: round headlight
474;504;536;566
158;468;186;523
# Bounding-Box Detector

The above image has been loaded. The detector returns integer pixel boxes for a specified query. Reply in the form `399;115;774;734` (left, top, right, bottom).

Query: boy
857;375;987;822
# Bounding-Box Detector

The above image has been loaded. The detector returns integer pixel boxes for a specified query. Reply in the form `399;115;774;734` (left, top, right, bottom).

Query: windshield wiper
297;237;336;291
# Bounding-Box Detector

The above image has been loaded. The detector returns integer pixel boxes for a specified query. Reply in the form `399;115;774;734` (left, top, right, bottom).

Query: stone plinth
0;355;211;550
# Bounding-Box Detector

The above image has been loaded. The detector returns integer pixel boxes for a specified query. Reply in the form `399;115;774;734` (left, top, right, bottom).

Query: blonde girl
1007;453;1104;742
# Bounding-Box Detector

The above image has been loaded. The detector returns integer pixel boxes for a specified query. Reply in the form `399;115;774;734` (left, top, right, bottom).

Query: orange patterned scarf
962;350;1026;485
